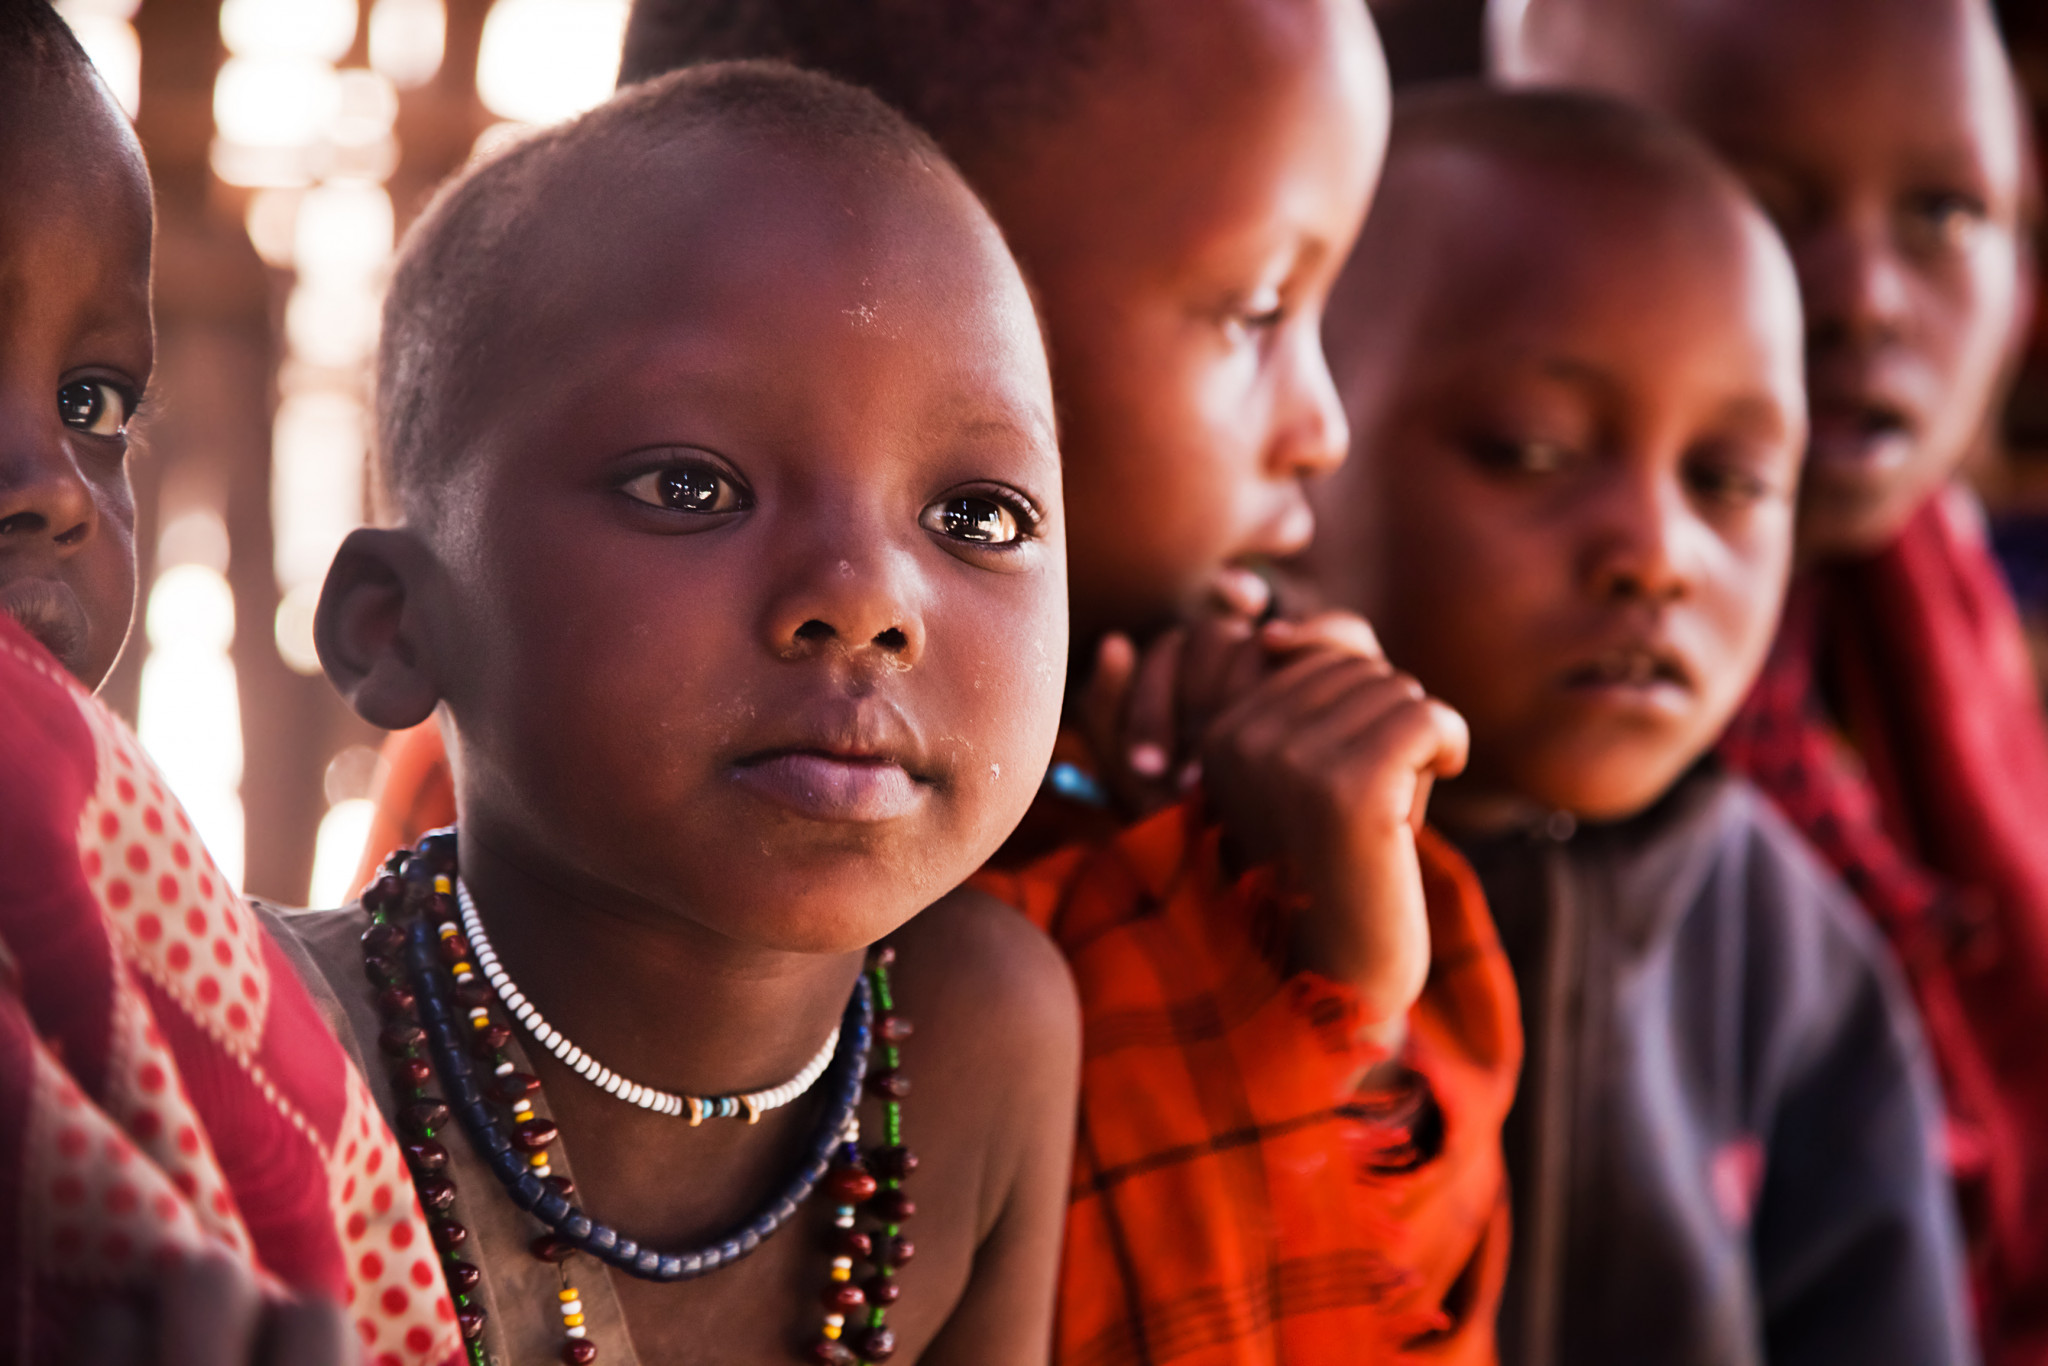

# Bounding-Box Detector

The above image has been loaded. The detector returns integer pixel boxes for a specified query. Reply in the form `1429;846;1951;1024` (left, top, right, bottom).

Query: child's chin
1523;750;1697;828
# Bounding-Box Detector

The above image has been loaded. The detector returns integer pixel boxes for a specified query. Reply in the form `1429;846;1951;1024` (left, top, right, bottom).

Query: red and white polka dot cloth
0;617;461;1365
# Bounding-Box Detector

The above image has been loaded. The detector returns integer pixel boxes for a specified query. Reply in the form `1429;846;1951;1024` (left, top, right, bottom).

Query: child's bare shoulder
886;888;1078;1233
893;886;1078;1058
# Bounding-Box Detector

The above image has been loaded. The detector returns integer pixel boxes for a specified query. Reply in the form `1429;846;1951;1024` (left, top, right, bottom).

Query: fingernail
1129;743;1169;778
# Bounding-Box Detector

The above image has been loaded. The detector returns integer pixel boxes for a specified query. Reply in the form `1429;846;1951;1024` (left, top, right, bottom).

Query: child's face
1312;156;1805;822
967;0;1388;650
420;137;1065;953
1516;0;2027;560
0;71;152;688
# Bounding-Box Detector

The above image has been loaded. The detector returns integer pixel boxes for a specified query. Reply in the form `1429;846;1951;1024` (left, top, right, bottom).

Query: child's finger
1260;610;1385;664
72;1295;147;1366
259;1296;358;1366
159;1251;263;1366
1122;627;1186;781
1176;615;1257;748
1079;632;1138;771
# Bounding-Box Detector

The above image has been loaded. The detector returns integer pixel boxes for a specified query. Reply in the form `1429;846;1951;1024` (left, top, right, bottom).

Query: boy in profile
1493;2;2048;1356
361;0;1525;1360
1302;87;1973;1365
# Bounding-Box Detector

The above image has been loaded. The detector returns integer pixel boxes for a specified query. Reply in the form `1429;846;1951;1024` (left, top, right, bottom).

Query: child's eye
1469;434;1578;476
1900;190;1988;253
1221;289;1287;346
620;464;749;515
57;380;134;438
1685;458;1775;508
922;493;1025;546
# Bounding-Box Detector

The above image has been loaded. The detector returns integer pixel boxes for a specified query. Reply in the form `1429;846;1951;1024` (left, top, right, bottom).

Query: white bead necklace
455;881;840;1124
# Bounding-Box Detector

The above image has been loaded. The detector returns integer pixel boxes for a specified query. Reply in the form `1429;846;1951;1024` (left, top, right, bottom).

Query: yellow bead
471;1017;490;1030
823;1324;842;1341
529;1152;549;1167
831;1266;851;1282
559;1289;579;1303
453;962;474;976
563;1313;585;1328
439;924;458;939
434;876;452;893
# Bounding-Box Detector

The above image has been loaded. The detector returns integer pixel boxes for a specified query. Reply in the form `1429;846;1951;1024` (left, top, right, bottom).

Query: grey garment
257;901;647;1366
1452;766;1976;1366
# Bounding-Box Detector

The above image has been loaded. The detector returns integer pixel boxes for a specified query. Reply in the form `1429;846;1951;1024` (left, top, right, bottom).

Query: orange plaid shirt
358;720;1522;1364
975;797;1520;1366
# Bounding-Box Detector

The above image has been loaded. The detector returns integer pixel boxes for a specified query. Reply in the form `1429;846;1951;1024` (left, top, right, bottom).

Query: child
0;5;449;1362
1300;87;1974;1365
361;0;1525;1359
1493;2;2048;1357
621;4;1523;1362
276;63;1081;1366
0;0;149;692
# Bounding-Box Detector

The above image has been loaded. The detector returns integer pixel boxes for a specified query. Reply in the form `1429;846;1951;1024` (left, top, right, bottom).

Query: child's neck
455;818;868;1106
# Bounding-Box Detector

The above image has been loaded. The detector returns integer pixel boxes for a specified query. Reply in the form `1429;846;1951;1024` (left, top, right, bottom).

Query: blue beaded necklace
364;831;918;1365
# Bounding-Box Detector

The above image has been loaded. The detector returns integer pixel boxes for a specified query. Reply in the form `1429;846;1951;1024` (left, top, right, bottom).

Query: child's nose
1583;472;1695;605
1794;207;1914;352
0;429;97;568
1268;326;1350;482
765;542;927;670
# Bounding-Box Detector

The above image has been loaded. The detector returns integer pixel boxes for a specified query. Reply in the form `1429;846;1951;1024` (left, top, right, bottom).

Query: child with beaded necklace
268;63;1080;1366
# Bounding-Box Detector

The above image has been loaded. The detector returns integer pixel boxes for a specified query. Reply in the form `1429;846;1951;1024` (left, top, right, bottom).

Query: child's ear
315;528;442;730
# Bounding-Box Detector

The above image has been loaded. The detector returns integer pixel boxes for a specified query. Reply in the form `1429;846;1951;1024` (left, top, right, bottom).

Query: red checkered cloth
1721;488;2048;1365
0;616;460;1365
974;796;1520;1366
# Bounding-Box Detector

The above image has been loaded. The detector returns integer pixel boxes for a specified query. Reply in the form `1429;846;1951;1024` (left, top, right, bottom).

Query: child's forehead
1366;148;1798;393
0;71;151;256
1607;0;2020;186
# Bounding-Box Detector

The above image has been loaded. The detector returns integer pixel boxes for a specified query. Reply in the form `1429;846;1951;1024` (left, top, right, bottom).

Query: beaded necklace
360;831;918;1365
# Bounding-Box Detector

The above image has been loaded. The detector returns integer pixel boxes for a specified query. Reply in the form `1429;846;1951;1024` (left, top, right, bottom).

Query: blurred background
55;0;2048;909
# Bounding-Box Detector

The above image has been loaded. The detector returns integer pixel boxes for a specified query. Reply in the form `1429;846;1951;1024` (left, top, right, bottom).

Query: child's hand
73;1252;360;1366
1199;615;1470;1037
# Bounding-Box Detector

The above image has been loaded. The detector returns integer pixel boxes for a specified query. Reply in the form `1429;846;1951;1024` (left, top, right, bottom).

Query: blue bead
510;1174;544;1207
563;1212;593;1240
586;1225;617;1252
658;1255;686;1278
492;1150;524;1182
535;1190;570;1222
479;1126;510;1155
634;1248;662;1277
612;1236;638;1262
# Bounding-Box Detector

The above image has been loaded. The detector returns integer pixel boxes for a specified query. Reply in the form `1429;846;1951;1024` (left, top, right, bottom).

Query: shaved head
374;60;960;523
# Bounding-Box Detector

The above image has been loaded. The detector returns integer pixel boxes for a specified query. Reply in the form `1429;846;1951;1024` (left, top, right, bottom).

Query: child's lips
730;750;927;823
1559;642;1696;710
0;577;89;675
1807;398;1917;477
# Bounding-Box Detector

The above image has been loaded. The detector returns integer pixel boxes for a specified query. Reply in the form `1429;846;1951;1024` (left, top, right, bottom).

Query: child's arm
1082;612;1469;1036
894;889;1080;1366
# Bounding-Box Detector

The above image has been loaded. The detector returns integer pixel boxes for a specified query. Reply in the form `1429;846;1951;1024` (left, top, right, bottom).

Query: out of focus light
271;392;368;592
56;7;141;119
157;508;232;576
220;0;359;62
211;140;315;190
309;798;376;905
214;57;344;148
285;280;381;367
370;0;445;89
273;583;324;676
137;565;245;890
476;0;626;125
244;187;302;268
293;181;393;280
332;69;400;146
